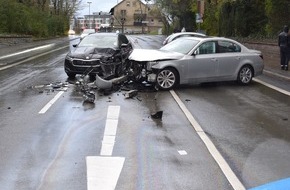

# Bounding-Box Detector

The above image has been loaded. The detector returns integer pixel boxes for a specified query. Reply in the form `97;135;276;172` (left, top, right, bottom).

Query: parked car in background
68;29;75;35
80;29;96;39
64;32;133;79
163;32;207;45
129;36;264;90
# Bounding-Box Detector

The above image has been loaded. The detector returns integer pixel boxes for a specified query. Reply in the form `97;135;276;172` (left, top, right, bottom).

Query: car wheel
156;68;178;90
237;65;253;85
89;74;96;81
66;72;76;78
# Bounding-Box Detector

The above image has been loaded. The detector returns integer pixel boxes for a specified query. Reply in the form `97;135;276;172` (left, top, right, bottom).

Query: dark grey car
64;32;132;79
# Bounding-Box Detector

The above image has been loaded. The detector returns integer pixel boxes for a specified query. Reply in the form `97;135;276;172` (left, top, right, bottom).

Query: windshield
160;38;200;54
78;35;118;48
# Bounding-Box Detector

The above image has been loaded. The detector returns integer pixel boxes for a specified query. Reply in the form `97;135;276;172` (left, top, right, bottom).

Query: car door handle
235;57;241;60
211;58;218;61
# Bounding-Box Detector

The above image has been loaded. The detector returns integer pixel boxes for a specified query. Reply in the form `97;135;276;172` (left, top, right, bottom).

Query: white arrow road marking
87;105;125;190
86;156;125;190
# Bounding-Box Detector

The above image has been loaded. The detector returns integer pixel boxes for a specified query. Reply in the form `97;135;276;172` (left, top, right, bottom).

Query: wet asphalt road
0;35;290;190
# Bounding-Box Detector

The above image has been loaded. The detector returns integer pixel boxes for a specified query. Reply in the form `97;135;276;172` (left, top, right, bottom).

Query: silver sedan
129;36;264;90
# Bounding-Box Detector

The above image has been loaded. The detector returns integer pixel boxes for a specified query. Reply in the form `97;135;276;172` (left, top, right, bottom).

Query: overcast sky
77;0;121;16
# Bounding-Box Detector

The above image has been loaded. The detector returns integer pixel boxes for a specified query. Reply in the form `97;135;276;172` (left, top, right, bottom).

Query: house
109;0;163;34
74;12;113;33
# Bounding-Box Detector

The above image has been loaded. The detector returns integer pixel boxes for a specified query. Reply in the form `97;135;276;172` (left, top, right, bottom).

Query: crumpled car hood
129;49;184;62
69;46;118;59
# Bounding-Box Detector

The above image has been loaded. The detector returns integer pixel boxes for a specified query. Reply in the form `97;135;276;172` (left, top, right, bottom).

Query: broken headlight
146;61;158;71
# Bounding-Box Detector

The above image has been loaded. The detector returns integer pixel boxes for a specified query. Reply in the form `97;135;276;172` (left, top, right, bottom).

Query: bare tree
50;0;82;17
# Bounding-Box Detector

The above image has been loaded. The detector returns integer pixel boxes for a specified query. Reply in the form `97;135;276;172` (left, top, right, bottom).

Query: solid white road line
0;44;55;60
0;46;68;71
263;70;290;81
170;90;246;190
38;89;66;114
253;78;290;96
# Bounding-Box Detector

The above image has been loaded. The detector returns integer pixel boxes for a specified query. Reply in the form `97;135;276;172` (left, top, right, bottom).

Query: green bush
0;0;69;37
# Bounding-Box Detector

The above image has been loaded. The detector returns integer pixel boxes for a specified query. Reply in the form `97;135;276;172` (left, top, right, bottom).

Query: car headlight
65;54;73;62
147;61;158;71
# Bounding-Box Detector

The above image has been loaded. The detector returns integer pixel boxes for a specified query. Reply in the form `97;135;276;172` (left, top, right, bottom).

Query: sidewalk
259;52;290;82
243;42;290;81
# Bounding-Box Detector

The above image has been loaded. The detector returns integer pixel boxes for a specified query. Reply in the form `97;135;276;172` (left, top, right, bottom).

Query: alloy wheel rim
240;67;252;83
157;70;176;89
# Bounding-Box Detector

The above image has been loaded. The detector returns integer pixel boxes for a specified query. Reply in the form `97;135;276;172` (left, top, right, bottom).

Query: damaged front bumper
147;73;157;83
64;57;120;78
94;74;129;89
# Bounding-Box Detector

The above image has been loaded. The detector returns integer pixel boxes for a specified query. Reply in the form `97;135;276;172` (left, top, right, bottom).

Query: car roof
170;32;207;37
172;36;245;46
163;32;207;45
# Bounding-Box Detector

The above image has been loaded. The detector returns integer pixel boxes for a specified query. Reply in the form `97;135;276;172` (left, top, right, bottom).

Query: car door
216;40;242;79
187;41;218;82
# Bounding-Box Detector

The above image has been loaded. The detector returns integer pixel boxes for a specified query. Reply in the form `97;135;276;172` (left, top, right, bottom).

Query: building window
121;10;126;16
135;9;141;14
126;1;130;6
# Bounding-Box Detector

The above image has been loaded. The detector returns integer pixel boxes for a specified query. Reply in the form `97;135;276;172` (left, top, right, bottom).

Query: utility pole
87;1;92;29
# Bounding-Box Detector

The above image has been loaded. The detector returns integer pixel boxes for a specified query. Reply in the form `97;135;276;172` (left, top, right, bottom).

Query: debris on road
124;90;138;99
151;111;163;120
29;82;68;94
83;91;95;103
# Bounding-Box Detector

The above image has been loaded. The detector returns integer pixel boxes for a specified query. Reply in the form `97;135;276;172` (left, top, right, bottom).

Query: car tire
237;65;253;85
156;68;178;90
66;72;76;78
89;74;96;81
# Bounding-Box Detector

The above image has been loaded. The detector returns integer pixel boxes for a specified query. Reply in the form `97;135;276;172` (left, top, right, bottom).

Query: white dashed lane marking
86;105;125;190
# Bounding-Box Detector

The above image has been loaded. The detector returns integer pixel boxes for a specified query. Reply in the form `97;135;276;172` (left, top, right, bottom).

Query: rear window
218;41;241;53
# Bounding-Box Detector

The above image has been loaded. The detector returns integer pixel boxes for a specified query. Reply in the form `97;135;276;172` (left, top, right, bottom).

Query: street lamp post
87;1;92;29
